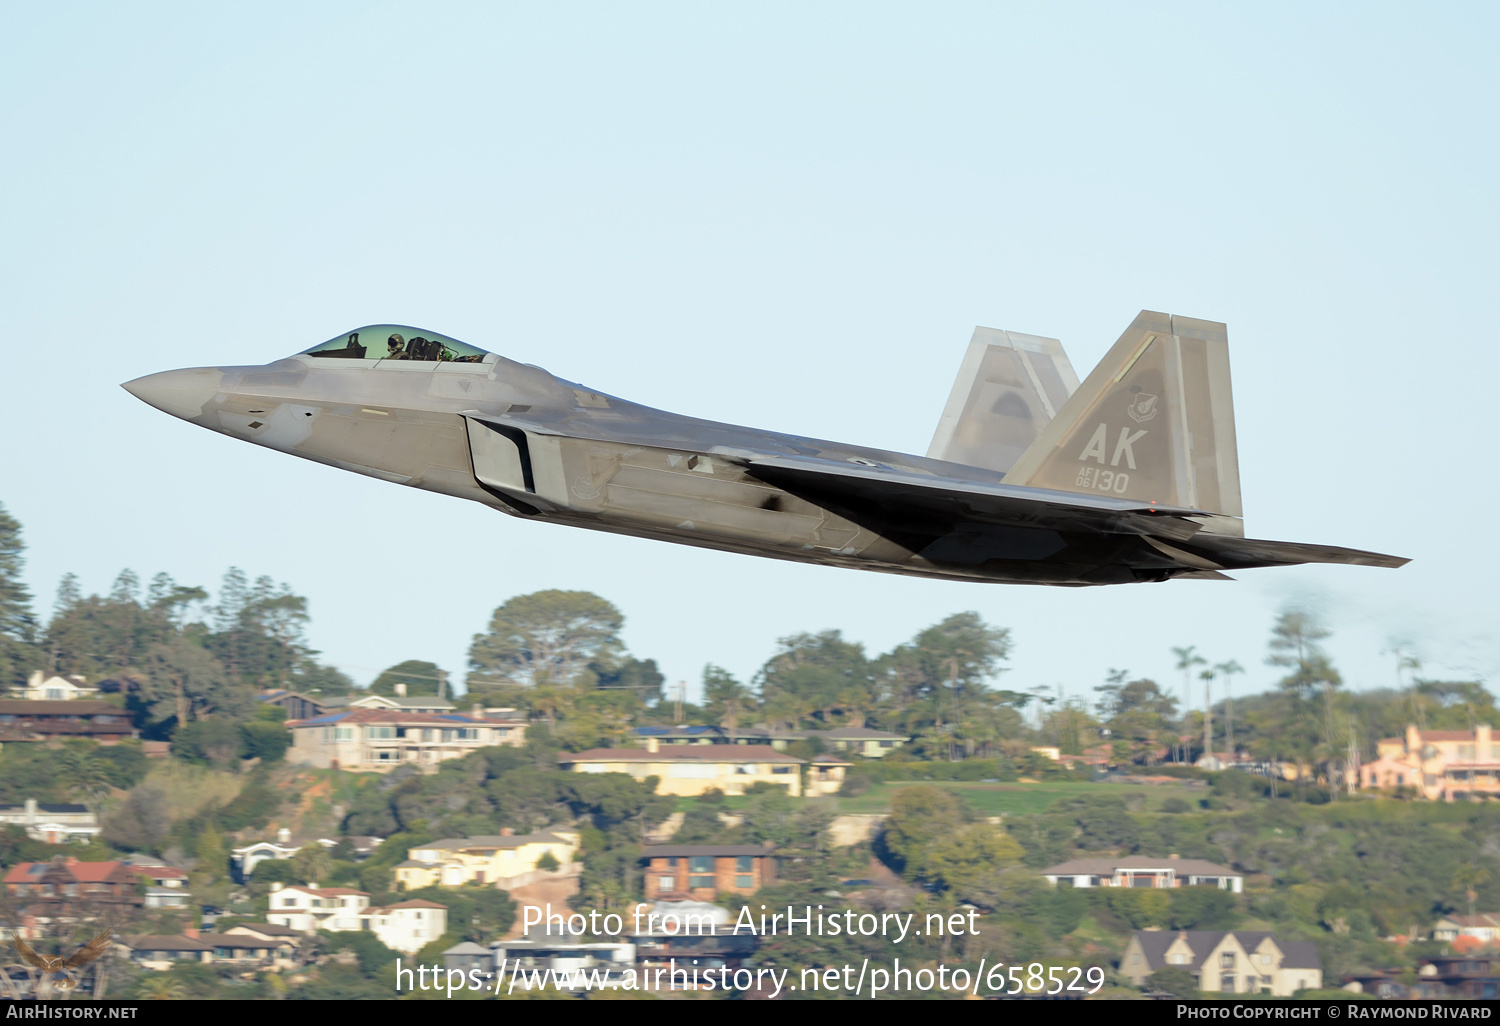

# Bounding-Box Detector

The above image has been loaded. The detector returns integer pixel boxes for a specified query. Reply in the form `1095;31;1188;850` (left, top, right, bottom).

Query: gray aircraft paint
122;312;1406;586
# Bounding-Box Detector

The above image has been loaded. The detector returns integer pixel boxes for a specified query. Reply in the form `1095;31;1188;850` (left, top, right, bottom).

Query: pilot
386;334;406;360
345;332;360;351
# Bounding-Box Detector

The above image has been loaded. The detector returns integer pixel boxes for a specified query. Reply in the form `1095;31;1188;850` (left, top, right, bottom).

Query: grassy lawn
673;779;1204;817
836;780;1204;816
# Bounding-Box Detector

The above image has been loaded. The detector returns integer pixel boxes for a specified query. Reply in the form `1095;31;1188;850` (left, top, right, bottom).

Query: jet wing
736;454;1214;542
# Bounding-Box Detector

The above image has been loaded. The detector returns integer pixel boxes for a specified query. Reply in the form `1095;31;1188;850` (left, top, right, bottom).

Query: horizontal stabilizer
928;328;1079;475
1188;534;1409;570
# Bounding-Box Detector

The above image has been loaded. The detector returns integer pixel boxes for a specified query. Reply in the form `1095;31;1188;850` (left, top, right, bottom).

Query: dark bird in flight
9;928;112;989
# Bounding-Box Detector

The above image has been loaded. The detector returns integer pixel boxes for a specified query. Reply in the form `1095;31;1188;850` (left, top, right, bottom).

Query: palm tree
137;976;186;1000
1454;863;1490;920
1171;646;1206;763
1215;660;1244;758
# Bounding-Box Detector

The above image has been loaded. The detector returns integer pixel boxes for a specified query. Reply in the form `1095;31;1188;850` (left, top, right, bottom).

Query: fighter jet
122;311;1406;586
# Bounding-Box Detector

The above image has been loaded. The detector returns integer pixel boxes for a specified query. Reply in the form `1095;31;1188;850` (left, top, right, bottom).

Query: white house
0;800;99;844
366;899;447;953
1040;855;1243;892
266;884;371;933
1433;913;1500;944
349;693;457;715
12;672;97;702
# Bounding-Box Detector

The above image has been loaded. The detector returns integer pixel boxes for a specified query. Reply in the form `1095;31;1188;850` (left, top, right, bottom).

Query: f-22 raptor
123;311;1406;586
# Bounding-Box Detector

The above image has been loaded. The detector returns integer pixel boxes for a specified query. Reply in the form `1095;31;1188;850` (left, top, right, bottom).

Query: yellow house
559;741;806;797
1120;930;1322;996
394;829;580;890
1362;724;1500;801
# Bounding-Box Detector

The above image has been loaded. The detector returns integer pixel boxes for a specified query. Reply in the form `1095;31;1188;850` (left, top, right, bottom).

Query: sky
2;3;1497;713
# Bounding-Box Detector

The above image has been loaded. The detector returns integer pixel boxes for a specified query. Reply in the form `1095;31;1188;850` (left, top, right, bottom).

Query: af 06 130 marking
1076;423;1147;469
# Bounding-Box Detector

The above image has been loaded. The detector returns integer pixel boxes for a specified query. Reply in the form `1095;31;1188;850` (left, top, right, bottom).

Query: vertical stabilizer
1002;311;1244;536
927;327;1079;475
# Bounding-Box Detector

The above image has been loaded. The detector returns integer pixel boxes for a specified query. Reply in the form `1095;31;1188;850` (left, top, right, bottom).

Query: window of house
689;876;716;889
45;689;62;700
771;766;792;774
657;877;676;893
689;856;714;873
735;856;754;872
368;726;395;740
1259;954;1271;965
1170;954;1189;965
667;857;678;868
1220;974;1235;992
879;740;895;748
735;875;755;888
333;727;353;742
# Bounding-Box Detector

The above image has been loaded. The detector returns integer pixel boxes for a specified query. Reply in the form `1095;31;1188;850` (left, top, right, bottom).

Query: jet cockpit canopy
299;325;492;364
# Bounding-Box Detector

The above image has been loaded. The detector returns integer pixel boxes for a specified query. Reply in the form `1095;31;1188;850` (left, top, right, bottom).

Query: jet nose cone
122;367;224;421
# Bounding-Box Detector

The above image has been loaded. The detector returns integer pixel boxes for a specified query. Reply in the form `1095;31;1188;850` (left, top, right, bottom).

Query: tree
102;786;170;851
136;976;186;1000
702;665;754;730
1215;660;1244;757
370;660;444;697
292;844;334;886
1266;609;1342;780
0;504;37;690
757;630;874;731
467;590;625;696
1454;863;1490;919
1171;646;1206;763
1146;965;1199;997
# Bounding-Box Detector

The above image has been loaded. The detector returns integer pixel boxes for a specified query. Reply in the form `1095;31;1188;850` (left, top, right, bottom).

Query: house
284;709;527;772
118;933;212;970
3;858;139;905
641;845;775;899
258;690;346;721
11;672;97;702
1040;854;1243;892
202;933;298;967
265;883;371;933
0;701;133;743
395;829;580;890
1434;913;1500;944
231;837;300;880
1409;956;1500;999
1121;930;1322;995
143;888;191;909
130;865;188;889
631;725;909;758
807;753;852;796
0;799;99;844
443;941;492;973
560;743;806;797
627;900;755;968
489;937;635;988
366;899;448;954
222;922;303;943
349;693;457;715
1362;724;1500;800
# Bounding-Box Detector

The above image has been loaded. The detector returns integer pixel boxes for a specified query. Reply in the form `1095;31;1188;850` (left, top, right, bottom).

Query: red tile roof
561;746;804;764
4;860;129;884
130;866;187;880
